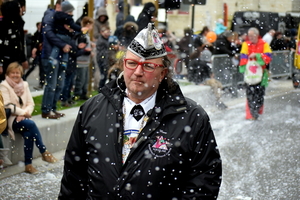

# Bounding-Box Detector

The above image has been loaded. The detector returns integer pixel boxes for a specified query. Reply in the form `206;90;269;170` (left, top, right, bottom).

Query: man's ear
160;68;168;82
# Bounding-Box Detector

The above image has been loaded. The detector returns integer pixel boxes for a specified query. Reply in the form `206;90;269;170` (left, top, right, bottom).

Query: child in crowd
51;1;88;68
107;50;126;81
73;16;95;101
96;25;111;90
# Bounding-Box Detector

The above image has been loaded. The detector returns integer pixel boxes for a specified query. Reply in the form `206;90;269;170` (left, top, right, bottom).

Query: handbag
1;103;16;136
244;60;263;85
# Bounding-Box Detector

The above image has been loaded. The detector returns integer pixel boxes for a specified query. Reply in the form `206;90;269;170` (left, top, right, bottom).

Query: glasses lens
126;60;138;69
142;63;156;72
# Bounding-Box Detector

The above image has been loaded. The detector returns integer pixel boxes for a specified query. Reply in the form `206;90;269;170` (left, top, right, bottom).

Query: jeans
74;67;89;97
12;118;46;165
61;68;76;102
41;58;66;113
50;34;71;65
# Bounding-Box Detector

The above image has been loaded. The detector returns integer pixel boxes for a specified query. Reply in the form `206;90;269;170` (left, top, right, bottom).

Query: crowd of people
0;0;162;173
177;23;296;112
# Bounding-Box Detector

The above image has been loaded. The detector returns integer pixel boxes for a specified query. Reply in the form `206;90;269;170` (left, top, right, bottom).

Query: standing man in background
0;0;28;81
40;0;71;119
262;29;275;45
239;27;272;120
136;2;157;32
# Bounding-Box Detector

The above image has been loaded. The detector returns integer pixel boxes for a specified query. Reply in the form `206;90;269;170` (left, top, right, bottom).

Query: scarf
5;76;24;97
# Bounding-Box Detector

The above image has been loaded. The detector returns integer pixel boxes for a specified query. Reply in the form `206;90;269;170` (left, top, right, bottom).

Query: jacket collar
101;74;188;116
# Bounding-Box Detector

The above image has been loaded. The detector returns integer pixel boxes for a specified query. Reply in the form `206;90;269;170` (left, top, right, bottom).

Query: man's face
248;30;259;44
20;5;25;16
123;51;167;102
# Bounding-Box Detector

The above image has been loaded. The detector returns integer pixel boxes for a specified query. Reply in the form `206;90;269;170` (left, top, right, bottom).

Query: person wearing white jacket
0;62;58;174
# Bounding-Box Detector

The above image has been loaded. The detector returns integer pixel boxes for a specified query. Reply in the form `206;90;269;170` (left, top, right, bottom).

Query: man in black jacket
59;23;222;200
136;2;156;32
213;30;239;56
40;0;72;119
0;0;28;81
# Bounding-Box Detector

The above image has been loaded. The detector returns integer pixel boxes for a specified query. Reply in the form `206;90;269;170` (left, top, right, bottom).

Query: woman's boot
25;164;39;174
0;148;13;166
42;151;58;163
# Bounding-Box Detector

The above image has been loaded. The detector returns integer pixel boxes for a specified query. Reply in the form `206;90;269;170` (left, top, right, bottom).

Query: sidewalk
0;78;295;180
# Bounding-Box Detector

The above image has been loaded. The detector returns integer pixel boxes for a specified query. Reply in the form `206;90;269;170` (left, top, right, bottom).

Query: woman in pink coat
0;62;57;174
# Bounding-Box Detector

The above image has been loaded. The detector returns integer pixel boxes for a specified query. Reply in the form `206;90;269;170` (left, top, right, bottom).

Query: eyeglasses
124;58;164;73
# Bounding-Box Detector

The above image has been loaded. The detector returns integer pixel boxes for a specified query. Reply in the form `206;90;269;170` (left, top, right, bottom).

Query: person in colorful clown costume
239;27;272;120
58;23;222;199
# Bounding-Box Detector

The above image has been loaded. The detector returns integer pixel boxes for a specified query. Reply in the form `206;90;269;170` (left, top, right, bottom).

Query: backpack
244;60;263;85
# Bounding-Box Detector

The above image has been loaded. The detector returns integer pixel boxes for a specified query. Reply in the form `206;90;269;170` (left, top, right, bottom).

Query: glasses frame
123;58;165;73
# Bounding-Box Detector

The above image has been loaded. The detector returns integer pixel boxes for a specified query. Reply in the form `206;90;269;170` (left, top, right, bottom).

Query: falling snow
0;79;299;199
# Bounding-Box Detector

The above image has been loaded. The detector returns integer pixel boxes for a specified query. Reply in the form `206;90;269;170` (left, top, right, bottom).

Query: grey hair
248;27;260;35
161;55;177;91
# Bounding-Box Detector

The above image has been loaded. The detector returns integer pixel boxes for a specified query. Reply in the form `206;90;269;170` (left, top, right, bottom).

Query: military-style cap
128;23;167;59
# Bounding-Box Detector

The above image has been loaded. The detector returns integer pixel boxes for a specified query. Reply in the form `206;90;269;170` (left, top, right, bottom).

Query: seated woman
0;62;58;174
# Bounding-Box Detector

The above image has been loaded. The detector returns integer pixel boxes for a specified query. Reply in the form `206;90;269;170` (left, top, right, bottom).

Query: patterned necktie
130;105;145;121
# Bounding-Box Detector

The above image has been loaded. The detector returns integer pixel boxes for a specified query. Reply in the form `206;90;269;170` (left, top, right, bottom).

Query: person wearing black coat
40;0;71;119
0;0;28;81
177;27;193;67
24;22;45;90
60;33;86;107
58;23;221;200
75;2;88;26
213;30;238;56
270;31;288;51
136;2;156;32
114;20;138;48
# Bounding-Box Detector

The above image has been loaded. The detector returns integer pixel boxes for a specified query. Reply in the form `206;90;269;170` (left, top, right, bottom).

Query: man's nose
134;64;144;74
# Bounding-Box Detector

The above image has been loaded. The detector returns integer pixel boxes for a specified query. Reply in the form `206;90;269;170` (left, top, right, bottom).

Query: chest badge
148;136;172;157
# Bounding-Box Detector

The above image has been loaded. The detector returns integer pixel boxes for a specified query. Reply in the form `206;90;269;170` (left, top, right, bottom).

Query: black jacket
53;11;81;36
213;35;236;56
59;76;222;199
96;35;109;69
40;9;68;59
0;1;26;73
189;58;211;84
270;38;287;51
137;2;156;32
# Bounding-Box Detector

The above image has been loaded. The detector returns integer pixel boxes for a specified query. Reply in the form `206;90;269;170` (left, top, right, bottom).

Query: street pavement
1;67;299;199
